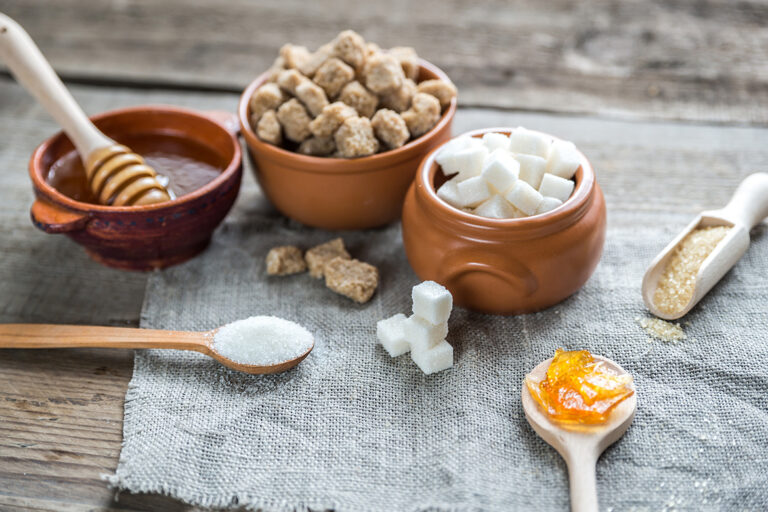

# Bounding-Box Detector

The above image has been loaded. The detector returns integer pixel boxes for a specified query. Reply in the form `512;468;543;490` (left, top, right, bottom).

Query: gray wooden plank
1;0;767;124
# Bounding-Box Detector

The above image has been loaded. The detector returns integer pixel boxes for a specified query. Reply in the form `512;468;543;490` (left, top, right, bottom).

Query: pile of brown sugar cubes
266;238;379;303
248;30;457;158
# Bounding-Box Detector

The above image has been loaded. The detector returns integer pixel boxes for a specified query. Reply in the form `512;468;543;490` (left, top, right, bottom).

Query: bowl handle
31;199;89;233
439;250;539;297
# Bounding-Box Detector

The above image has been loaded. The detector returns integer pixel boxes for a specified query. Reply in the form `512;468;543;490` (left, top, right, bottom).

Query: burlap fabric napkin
108;177;768;510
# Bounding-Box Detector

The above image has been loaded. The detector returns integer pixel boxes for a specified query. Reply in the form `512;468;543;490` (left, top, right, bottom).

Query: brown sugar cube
339;81;378;118
380;78;416;113
255;110;282;145
305;238;350;278
371;109;410;150
309;102;357;138
298;43;334;77
417;79;458;110
402;92;441;138
389;46;420;81
249;83;286;124
276;99;312;143
365;42;381;58
334;117;379;158
279;44;312;70
298;136;335;157
295;80;329;117
362;53;405;94
324;257;379;304
331;30;367;70
276;69;306;95
313;58;355;98
265;55;286;82
266;246;307;276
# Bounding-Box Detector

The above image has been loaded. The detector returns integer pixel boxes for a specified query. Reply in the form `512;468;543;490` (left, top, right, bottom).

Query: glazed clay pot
402;128;607;315
238;60;456;230
29;106;242;270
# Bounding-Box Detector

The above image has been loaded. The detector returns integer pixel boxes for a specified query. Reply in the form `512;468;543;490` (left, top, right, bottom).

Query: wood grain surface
1;0;767;124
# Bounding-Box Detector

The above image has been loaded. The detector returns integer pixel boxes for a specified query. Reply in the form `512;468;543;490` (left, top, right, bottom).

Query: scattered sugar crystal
309;102;357;138
380;78;416;113
636;316;687;343
313;57;355;98
324;257;379;303
376;313;410;357
256;110;282;146
412;280;453;325
213;316;314;365
249;83;286;125
331;30;367;70
436;178;462;208
334;116;379;158
295;80;329;117
339;81;379;118
482;132;511;152
305;238;350;278
516;154;548;189
474;194;520;219
266;245;306;275
298;136;335;156
389;46;420;81
457;176;492;208
371;109;410;149
546;140;581;180
509;127;550;157
538;173;575;203
481;149;519;193
505;180;543;215
402;92;441;137
404;314;448;352
536;196;563;215
276;98;312;143
411;340;453;375
416;79;457;110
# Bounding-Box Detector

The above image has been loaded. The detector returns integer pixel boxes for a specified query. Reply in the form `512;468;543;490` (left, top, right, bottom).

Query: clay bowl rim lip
417;127;596;229
237;58;457;174
29;104;243;214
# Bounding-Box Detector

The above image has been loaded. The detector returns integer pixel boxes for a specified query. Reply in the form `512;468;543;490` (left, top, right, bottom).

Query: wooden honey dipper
0;13;171;206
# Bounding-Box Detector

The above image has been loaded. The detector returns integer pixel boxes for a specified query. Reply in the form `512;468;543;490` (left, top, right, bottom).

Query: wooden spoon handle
0;324;211;354
0;13;109;157
714;173;768;229
566;450;599;512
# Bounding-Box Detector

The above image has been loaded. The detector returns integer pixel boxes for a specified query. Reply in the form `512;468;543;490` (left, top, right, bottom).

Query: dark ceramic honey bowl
238;60;456;230
29;106;242;270
401;128;607;315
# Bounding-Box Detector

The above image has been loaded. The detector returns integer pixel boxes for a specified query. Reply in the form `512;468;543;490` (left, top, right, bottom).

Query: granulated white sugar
213;316;314;365
636;316;687;343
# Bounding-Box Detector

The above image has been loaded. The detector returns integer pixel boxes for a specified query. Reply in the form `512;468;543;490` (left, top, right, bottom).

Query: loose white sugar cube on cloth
439;146;488;179
474;194;519;219
505;180;543;216
546;140;581;180
456;176;492;207
412;280;453;325
481;150;519;193
538;173;575;203
411;340;454;375
536;196;563;215
436;178;462;208
509;127;550;158
482;132;511;152
376;313;411;357
515;154;547;189
404;315;448;352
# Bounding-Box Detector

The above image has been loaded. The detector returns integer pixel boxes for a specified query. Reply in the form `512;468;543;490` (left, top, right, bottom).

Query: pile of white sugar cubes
377;281;453;375
434;127;581;219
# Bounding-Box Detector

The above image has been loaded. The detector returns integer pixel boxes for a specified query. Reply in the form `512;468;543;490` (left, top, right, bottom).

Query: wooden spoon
0;13;171;206
522;355;637;512
642;172;768;320
0;324;313;375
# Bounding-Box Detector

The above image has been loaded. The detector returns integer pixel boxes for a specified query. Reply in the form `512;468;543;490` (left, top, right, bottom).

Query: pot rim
415;127;596;235
237;59;457;174
29;105;243;214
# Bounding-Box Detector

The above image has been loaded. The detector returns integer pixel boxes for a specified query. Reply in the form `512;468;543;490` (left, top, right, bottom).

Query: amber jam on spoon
46;132;226;204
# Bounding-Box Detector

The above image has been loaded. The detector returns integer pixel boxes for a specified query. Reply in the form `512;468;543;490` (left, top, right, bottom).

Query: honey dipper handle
717;173;768;229
0;13;110;157
0;324;212;354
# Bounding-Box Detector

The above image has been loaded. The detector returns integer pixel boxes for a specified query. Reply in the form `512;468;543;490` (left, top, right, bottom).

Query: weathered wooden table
0;1;766;510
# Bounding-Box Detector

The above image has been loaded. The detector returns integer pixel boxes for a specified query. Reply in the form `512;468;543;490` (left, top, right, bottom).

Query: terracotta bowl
29;106;243;271
401;128;607;315
238;60;456;230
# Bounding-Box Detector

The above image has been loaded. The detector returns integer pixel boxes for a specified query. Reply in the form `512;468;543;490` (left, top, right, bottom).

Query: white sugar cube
482;132;511;152
404;314;448;352
515;154;547;189
412;280;453;325
509;127;550;158
439;146;488;180
474;195;519;219
546;140;581;180
436;137;478;170
538;173;575;203
376;313;411;357
456;176;492;208
436;178;462;208
536;196;563;215
411;340;453;375
504;180;543;216
481;150;519;193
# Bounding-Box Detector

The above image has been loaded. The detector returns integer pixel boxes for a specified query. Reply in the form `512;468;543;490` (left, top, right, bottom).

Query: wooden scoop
0;324;313;375
642;173;768;320
0;13;171;206
522;355;637;512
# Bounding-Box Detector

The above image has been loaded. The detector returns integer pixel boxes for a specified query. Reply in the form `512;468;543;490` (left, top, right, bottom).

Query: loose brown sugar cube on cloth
324;257;379;303
304;238;350;278
265;246;306;276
